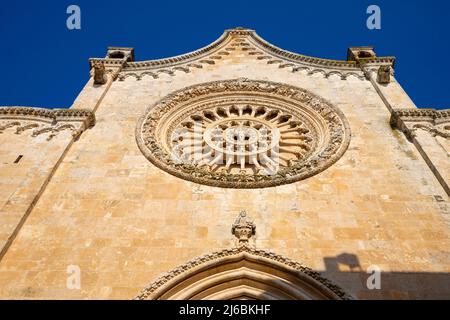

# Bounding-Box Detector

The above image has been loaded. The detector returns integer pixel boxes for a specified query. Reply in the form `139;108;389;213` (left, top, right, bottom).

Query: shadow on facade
320;253;450;299
136;248;450;300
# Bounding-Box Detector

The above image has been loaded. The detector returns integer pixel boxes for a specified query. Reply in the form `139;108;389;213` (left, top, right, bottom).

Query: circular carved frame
136;78;351;188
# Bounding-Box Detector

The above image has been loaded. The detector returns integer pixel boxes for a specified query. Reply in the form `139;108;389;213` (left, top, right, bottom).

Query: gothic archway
136;246;352;300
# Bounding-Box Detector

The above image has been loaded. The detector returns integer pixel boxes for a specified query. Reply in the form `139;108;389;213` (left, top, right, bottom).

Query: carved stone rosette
0;107;95;141
136;79;351;189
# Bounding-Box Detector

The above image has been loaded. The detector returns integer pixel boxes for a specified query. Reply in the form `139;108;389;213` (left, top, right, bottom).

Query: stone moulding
390;108;450;140
112;28;393;81
135;245;352;300
136;78;351;189
0;107;95;140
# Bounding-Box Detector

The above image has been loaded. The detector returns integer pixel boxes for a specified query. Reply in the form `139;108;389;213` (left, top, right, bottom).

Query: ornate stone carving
390;108;450;141
0;107;95;141
377;65;391;84
413;123;450;139
135;245;352;300
0;121;21;133
112;28;394;81
93;61;107;85
231;211;256;245
136;79;351;189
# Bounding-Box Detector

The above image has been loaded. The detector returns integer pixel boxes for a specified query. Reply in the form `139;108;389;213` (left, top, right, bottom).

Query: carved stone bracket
390;108;450;141
0;107;95;141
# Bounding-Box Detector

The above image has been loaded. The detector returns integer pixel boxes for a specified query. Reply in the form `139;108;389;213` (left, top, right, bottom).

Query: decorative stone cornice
109;28;396;82
135;245;352;300
390;108;450;140
0;107;95;140
391;108;450;123
358;56;396;65
125;31;232;70
249;32;358;69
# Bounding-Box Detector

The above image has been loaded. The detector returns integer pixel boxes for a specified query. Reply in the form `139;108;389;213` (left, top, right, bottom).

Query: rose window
170;103;315;176
136;79;350;188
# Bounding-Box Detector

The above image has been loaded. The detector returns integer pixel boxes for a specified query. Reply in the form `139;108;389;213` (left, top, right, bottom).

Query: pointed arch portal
136;246;351;300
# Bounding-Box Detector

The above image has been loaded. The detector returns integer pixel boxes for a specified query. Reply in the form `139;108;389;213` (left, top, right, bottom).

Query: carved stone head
93;62;107;85
377;65;391;84
231;211;256;246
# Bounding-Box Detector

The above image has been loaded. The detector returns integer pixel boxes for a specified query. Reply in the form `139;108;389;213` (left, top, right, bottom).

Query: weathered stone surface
0;28;449;300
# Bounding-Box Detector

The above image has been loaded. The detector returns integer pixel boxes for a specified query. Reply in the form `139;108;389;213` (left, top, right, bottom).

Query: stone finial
93;62;107;85
231;210;256;246
377;65;391;84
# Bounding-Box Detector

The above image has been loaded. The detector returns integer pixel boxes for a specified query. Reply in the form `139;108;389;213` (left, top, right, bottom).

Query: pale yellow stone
0;29;449;300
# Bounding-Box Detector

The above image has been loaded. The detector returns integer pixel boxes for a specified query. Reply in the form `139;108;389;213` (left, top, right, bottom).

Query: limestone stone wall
0;129;74;261
0;30;449;299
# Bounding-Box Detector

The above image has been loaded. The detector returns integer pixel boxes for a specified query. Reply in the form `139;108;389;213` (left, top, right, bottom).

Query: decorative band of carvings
240;38;367;81
249;32;358;68
114;28;384;81
390;108;450;140
358;56;396;65
0;107;95;140
126;32;232;70
391;108;450;122
135;245;352;300
89;58;125;66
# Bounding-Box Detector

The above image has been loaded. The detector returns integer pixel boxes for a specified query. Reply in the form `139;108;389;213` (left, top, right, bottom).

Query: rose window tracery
136;79;351;188
170;102;316;176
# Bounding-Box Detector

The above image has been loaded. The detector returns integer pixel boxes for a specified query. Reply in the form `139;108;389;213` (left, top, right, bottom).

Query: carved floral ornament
136;79;351;189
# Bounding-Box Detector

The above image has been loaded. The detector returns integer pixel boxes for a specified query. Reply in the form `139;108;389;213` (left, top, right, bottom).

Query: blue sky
0;0;448;109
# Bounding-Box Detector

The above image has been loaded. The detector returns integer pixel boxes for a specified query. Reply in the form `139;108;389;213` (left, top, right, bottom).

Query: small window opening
14;155;23;164
109;52;125;59
358;51;373;58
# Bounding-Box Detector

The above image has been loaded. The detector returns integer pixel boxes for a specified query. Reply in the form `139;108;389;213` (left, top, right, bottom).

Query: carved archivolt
135;245;352;300
0;107;95;141
136;79;351;189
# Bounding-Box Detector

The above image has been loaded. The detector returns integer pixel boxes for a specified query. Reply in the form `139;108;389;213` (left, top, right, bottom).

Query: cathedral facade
0;28;449;299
